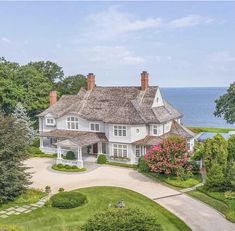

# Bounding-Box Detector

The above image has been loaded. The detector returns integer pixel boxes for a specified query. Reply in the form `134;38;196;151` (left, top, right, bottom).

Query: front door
93;143;98;154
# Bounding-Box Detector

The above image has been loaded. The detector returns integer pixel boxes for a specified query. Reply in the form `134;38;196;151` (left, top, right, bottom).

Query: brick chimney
49;91;57;106
141;71;149;91
87;73;96;91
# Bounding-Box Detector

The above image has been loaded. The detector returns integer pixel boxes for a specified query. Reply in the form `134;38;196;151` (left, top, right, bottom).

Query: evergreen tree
0;114;31;203
13;102;37;144
228;135;235;161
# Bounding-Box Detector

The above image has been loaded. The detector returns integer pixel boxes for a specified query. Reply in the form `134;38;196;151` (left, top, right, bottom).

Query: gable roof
38;86;182;124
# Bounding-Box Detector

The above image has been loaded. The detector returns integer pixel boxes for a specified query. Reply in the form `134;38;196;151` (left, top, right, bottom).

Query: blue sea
161;87;234;128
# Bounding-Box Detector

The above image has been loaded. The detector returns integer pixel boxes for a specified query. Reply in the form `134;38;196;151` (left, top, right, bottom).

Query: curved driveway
26;158;235;231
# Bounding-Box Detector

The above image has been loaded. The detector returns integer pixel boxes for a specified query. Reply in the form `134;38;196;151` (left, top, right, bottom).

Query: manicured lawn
52;164;86;172
0;189;47;211
144;172;201;189
187;127;235;134
187;187;235;223
30;153;57;158
0;187;190;231
105;161;138;169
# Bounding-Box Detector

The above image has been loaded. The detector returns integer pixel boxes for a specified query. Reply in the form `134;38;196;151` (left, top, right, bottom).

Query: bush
138;156;150;173
57;163;63;168
97;154;107;164
58;187;65;193
50;191;87;209
82;208;162;231
66;151;75;160
32;138;40;147
27;146;44;155
45;185;51;194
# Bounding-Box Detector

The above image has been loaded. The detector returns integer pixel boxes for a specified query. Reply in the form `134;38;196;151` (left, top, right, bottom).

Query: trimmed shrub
138;156;150;173
97;154;107;164
57;163;63;168
32;138;40;147
82;208;162;231
58;187;65;193
27;146;44;155
45;185;51;194
50;191;87;209
0;225;23;231
66;151;75;160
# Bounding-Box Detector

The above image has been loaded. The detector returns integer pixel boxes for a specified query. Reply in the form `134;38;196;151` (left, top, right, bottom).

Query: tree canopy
214;82;235;124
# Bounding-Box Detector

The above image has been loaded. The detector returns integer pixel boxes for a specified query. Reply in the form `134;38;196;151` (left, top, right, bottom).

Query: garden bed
105;162;137;169
52;164;86;172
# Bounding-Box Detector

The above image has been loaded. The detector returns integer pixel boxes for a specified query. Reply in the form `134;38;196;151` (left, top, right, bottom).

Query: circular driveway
26;158;235;231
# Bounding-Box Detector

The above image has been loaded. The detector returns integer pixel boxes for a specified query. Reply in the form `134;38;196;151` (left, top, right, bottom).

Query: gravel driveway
26;158;235;231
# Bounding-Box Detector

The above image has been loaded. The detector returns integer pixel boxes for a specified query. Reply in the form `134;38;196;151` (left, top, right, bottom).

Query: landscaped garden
0;186;190;231
52;164;86;172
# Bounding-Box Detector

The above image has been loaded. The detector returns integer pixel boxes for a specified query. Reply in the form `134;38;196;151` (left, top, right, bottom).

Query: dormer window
67;116;79;130
153;125;158;135
45;117;55;126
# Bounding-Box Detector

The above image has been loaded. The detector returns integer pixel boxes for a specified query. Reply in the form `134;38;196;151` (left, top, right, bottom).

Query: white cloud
90;45;145;65
85;7;214;40
169;15;214;28
1;37;11;44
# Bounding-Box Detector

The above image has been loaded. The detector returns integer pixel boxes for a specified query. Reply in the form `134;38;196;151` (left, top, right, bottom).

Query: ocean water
161;87;234;128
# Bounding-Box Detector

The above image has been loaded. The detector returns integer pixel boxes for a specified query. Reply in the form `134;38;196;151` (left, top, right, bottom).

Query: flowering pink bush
144;136;192;176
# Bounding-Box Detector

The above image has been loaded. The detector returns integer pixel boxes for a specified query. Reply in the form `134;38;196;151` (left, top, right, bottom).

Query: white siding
152;88;164;108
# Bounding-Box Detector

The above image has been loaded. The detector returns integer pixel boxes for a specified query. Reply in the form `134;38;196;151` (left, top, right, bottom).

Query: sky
0;1;235;87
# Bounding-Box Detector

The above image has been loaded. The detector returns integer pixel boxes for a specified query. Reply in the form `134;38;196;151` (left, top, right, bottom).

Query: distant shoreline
187;127;235;134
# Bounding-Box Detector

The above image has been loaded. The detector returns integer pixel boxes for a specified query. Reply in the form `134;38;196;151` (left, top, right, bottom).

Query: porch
40;129;108;168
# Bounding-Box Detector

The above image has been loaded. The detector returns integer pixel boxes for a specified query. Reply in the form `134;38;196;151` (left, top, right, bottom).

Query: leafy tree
228;135;235;161
0;114;31;203
214;82;235;124
27;61;64;83
82;208;162;231
56;74;86;95
205;162;224;190
203;135;228;172
144;136;191;176
13;102;37;144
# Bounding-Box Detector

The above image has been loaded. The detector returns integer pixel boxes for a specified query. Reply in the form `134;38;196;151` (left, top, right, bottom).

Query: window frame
113;125;127;137
45;117;55;126
90;122;100;132
152;125;158;136
112;144;128;158
67;116;79;130
135;145;141;157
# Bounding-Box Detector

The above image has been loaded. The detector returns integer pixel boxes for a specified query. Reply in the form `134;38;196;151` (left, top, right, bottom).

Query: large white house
38;71;195;168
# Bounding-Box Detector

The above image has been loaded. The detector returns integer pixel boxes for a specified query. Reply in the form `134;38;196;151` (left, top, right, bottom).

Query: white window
67;116;79;130
152;125;158;135
135;145;141;157
113;144;128;158
45;118;55;126
90;123;100;131
113;125;127;136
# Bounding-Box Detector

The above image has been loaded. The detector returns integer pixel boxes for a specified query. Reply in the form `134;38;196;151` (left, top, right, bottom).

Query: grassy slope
0;187;190;231
188;127;235;134
0;189;47;211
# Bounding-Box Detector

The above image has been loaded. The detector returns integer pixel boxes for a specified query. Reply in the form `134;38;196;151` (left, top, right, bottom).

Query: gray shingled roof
38;86;182;124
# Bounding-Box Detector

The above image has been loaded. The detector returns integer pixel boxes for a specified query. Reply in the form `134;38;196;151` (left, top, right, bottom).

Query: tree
13;102;37;144
228;135;235;161
144;136;191;176
203;135;228;172
0;114;31;203
214;82;235;124
27;61;64;83
205;162;224;190
56;74;86;95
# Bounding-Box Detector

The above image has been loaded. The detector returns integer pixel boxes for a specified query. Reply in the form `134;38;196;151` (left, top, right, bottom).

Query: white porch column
98;142;102;154
57;146;62;159
77;146;82;160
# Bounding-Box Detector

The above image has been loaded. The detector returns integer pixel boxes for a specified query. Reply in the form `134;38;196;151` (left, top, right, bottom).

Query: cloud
90;45;145;65
169;15;214;28
1;37;11;44
85;7;214;40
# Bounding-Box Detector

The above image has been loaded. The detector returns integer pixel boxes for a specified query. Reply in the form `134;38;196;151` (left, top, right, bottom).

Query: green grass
0;189;47;211
144;172;201;189
52;164;86;172
30;153;57;158
105;161;138;169
0;187;190;231
187;127;235;134
187;187;235;223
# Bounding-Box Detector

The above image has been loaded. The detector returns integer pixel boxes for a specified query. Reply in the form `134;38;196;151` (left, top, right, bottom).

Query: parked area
21;158;235;231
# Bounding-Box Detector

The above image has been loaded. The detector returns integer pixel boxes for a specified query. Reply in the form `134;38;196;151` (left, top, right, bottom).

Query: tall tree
13;102;37;144
0;114;31;203
27;61;64;83
56;74;87;95
214;82;235;124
